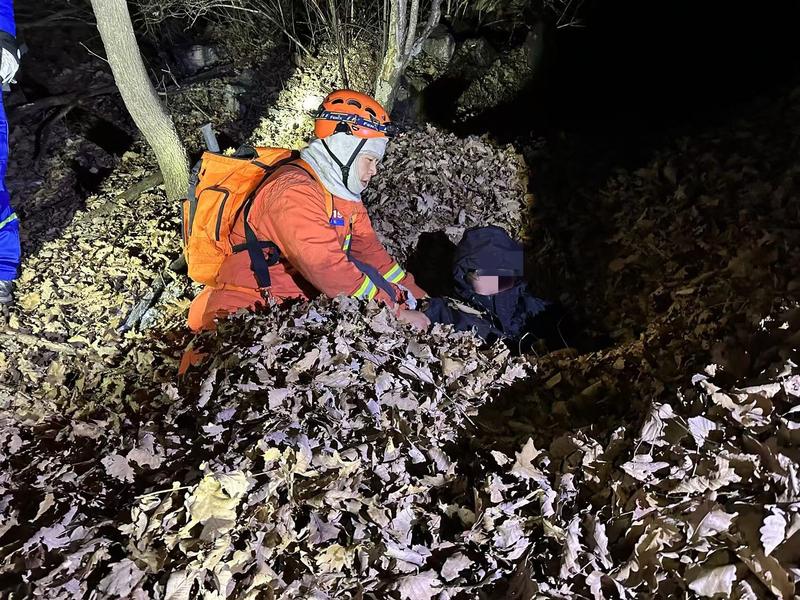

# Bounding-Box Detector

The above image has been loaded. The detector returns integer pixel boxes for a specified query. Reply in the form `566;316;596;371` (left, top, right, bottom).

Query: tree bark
375;0;405;111
90;0;189;201
374;0;443;113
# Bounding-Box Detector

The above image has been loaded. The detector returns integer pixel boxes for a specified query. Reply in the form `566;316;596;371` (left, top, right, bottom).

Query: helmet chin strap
321;137;367;193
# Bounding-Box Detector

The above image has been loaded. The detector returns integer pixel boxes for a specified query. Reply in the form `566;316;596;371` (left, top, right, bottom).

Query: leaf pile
0;143;190;415
0;46;287;413
0;298;536;598
531;88;800;348
364;125;530;261
2;34;800;599
477;305;800;598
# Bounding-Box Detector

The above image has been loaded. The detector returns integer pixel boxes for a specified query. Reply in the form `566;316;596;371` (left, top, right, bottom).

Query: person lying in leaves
419;226;561;355
188;90;429;331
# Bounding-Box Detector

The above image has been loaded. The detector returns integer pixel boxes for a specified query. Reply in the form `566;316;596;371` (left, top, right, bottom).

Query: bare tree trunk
375;0;405;111
375;0;443;113
327;0;350;88
90;0;189;201
375;45;403;111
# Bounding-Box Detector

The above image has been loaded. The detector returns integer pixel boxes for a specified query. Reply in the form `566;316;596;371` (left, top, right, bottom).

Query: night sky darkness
547;0;800;136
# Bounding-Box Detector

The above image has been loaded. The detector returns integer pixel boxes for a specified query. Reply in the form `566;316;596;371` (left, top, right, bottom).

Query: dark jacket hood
423;226;549;345
452;226;524;298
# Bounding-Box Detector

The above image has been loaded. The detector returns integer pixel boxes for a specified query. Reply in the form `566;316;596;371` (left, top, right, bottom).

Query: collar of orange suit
300;133;388;202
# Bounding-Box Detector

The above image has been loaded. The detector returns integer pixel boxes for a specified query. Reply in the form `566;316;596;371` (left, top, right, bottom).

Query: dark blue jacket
0;0;14;37
423;226;549;349
0;0;17;282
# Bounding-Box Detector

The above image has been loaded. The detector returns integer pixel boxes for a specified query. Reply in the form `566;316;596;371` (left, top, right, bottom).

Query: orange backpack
182;146;307;288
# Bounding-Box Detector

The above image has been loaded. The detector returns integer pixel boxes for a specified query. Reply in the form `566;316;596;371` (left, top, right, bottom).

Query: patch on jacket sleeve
329;209;345;227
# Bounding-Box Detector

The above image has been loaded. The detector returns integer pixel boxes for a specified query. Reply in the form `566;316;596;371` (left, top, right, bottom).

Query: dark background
463;0;800;147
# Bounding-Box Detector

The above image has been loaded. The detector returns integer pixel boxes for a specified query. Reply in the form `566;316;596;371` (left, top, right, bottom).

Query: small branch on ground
117;172;165;202
34;103;78;165
18;7;92;29
9;64;234;119
0;327;86;356
9;85;119;119
118;273;168;333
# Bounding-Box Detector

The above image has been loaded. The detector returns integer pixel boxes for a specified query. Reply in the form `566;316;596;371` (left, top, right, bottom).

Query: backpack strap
232;150;301;288
185;158;203;239
241;200;281;288
230;154;334;289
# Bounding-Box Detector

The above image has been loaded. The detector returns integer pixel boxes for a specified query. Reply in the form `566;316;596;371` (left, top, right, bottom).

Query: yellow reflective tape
382;264;401;279
382;263;405;284
365;281;378;300
353;275;372;299
342;234;352;251
0;212;18;230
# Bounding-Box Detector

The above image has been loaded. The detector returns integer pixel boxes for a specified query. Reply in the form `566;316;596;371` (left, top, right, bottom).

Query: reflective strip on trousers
0;212;16;230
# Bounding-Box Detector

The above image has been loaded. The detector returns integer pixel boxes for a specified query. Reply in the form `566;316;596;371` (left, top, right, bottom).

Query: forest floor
0;26;799;600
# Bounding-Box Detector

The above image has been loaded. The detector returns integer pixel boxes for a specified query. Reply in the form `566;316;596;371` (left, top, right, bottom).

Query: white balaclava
300;132;388;202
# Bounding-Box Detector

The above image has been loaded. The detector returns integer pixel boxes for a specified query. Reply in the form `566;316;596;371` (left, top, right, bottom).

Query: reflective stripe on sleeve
0;212;18;230
382;263;405;284
352;275;378;300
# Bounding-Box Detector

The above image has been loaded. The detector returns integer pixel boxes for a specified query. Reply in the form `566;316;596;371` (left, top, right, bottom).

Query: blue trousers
0;93;19;280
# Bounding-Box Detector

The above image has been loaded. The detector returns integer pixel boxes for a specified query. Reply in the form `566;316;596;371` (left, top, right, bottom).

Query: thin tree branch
9;64;233;118
410;0;443;56
327;0;350;88
116;171;165;202
404;0;420;57
34;103;77;165
394;0;407;53
9;85;119;118
18;7;90;29
79;41;110;64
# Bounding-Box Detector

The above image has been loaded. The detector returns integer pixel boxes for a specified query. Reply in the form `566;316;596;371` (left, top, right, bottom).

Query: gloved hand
397;273;428;302
0;33;20;85
390;283;409;307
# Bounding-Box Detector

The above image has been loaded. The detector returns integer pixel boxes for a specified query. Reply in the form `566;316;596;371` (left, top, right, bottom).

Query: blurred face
468;273;522;295
470;275;501;295
357;154;379;188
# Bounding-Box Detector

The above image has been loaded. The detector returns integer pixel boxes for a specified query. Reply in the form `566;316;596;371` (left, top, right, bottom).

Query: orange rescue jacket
188;162;426;330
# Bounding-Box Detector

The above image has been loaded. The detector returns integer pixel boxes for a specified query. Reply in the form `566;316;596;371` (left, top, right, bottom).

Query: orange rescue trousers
187;284;266;332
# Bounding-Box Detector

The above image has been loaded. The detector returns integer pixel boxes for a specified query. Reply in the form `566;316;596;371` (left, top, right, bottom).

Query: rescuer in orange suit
188;90;431;331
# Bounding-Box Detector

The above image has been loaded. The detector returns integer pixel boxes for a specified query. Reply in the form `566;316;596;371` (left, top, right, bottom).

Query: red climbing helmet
313;89;396;139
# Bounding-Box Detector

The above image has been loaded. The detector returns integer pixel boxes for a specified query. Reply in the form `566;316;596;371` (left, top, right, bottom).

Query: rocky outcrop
448;36;499;80
455;22;547;118
420;24;456;63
